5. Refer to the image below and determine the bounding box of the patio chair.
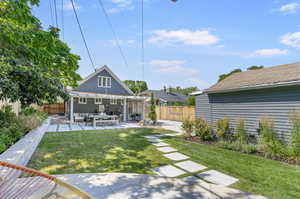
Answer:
[0,161,93,199]
[74,113,85,123]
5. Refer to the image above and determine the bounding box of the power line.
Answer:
[61,0,65,40]
[141,0,145,81]
[53,0,58,27]
[70,0,97,72]
[48,0,54,26]
[97,0,129,68]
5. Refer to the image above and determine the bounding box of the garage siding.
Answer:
[196,85,300,141]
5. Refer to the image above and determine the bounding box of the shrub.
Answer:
[148,93,157,124]
[258,118,288,159]
[236,119,248,144]
[194,118,213,141]
[182,120,194,136]
[217,140,257,154]
[21,107,48,120]
[289,110,300,161]
[216,118,231,140]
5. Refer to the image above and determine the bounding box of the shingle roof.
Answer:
[139,90,188,103]
[205,62,300,93]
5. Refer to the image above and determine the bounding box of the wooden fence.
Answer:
[43,103,65,114]
[156,106,195,121]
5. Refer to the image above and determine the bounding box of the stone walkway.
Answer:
[55,173,268,199]
[144,134,240,187]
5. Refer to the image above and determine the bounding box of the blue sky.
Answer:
[32,0,300,90]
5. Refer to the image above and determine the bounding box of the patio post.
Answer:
[142,99,146,120]
[70,97,74,122]
[123,98,127,122]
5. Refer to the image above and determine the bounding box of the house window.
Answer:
[98,76,111,88]
[78,97,87,104]
[110,98,117,105]
[95,98,102,104]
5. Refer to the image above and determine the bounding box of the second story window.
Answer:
[98,76,111,88]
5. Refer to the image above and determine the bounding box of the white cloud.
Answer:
[64,2,80,10]
[281,31,300,48]
[108,0,134,14]
[278,3,300,14]
[109,39,135,46]
[150,59,198,74]
[148,29,219,46]
[252,48,289,56]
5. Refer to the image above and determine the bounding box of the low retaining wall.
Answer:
[0,118,50,166]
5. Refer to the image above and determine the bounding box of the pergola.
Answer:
[69,91,148,122]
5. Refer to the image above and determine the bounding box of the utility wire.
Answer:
[70,0,97,72]
[61,0,65,40]
[97,0,129,68]
[49,0,54,26]
[53,0,58,27]
[141,0,145,81]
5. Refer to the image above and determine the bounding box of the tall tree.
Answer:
[0,0,81,107]
[123,80,148,94]
[218,69,242,82]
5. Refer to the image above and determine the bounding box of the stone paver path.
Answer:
[152,142,169,147]
[151,165,186,177]
[144,133,240,188]
[198,170,239,186]
[156,146,177,153]
[163,152,189,161]
[175,160,207,173]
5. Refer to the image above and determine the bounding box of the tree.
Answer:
[166,86,199,96]
[218,69,242,82]
[247,65,264,71]
[0,0,81,107]
[123,80,148,94]
[148,93,157,124]
[187,96,196,106]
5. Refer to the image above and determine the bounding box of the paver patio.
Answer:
[151,165,186,177]
[198,170,239,186]
[156,146,177,153]
[175,160,207,173]
[163,152,190,161]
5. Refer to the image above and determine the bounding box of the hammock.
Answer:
[0,161,93,199]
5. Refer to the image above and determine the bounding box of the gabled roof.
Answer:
[205,62,300,93]
[78,65,134,95]
[140,90,188,103]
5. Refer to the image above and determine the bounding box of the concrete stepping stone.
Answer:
[152,134,167,137]
[197,170,238,186]
[152,142,169,147]
[156,146,177,153]
[163,152,189,161]
[58,124,71,132]
[146,138,161,143]
[175,160,207,173]
[151,165,186,177]
[144,136,158,139]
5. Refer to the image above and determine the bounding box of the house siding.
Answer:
[74,70,132,96]
[196,85,300,141]
[73,98,123,114]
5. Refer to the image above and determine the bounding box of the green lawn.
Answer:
[28,128,174,174]
[28,128,300,199]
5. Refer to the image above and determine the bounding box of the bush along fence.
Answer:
[182,113,300,165]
